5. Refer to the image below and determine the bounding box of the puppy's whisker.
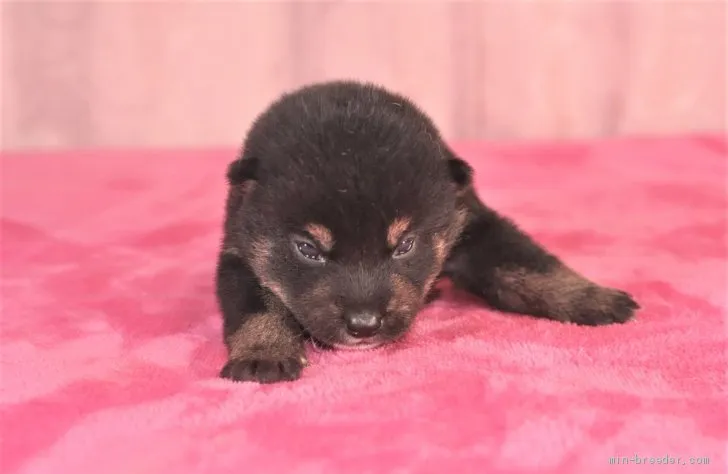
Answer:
[308,338,324,352]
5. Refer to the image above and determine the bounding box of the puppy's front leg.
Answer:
[444,193,639,325]
[216,251,306,383]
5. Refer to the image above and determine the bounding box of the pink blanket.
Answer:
[1,136,726,474]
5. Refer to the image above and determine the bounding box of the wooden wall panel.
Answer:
[1,1,725,151]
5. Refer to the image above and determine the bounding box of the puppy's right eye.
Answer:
[393,236,416,258]
[296,241,325,262]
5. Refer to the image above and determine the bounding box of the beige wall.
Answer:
[1,1,726,152]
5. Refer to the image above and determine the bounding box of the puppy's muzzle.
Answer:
[344,311,382,338]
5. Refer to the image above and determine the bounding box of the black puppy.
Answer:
[216,81,639,384]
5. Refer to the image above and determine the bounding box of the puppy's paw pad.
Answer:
[220,356,304,384]
[570,286,640,326]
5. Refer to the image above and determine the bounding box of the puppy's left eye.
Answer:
[296,241,325,262]
[393,236,415,258]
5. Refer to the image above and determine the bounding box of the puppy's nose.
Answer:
[344,311,382,338]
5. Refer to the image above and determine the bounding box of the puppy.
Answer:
[215,81,639,384]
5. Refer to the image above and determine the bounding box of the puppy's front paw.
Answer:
[568,285,639,326]
[220,355,306,384]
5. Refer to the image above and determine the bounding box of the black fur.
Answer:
[215,80,639,384]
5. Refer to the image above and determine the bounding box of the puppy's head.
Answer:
[229,83,473,349]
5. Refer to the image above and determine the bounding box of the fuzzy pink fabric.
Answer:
[1,136,726,474]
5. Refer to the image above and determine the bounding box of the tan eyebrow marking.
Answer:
[387,217,412,247]
[304,223,334,251]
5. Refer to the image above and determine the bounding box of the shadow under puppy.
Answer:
[216,81,639,384]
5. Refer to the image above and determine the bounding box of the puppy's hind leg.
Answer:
[444,192,639,325]
[216,251,306,383]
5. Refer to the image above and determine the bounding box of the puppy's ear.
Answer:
[447,154,473,190]
[226,156,259,185]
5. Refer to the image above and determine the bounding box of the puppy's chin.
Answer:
[332,341,384,351]
[331,331,407,351]
[310,332,387,351]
